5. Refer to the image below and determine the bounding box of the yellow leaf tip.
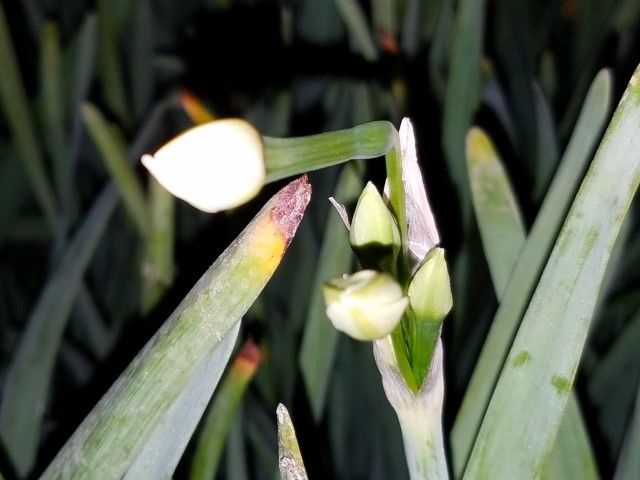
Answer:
[466,127,496,166]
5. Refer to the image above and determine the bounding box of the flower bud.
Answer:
[323,270,408,341]
[141,119,265,213]
[407,248,452,322]
[349,182,400,270]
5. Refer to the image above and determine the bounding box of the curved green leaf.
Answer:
[451,69,612,474]
[41,177,310,479]
[463,63,640,479]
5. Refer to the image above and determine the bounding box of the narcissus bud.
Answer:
[407,248,452,322]
[141,119,265,213]
[323,270,408,341]
[349,182,400,270]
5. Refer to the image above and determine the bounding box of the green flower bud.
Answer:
[323,270,408,341]
[349,182,401,270]
[407,248,452,322]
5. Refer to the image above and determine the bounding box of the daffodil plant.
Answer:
[141,115,451,479]
[323,118,452,479]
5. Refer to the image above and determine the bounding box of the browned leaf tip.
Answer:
[237,338,261,366]
[269,175,312,247]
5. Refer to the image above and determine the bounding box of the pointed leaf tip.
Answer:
[268,175,311,246]
[277,404,308,480]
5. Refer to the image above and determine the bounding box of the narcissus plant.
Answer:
[323,117,453,479]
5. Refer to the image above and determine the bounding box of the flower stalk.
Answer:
[374,337,448,480]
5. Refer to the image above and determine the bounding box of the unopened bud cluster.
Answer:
[323,182,452,342]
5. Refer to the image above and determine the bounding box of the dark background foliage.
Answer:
[1,0,640,478]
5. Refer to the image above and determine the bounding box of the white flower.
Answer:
[141,119,265,213]
[323,270,408,341]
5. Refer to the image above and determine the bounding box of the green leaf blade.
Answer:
[466,128,600,480]
[82,103,149,237]
[334,0,379,61]
[543,395,599,480]
[462,64,640,479]
[466,127,526,298]
[0,3,58,229]
[0,185,119,476]
[442,0,486,207]
[451,69,612,475]
[189,341,261,480]
[40,177,311,479]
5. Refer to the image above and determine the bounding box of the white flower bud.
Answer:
[323,270,408,341]
[407,248,452,322]
[349,182,401,256]
[141,119,265,213]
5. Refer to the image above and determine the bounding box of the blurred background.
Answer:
[1,0,640,478]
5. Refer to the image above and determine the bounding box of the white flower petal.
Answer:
[141,119,265,213]
[398,118,440,267]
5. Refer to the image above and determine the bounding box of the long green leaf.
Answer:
[466,128,598,480]
[543,395,599,480]
[64,14,98,179]
[463,63,640,479]
[334,0,379,61]
[82,103,149,236]
[41,177,310,479]
[141,177,174,313]
[124,323,241,479]
[451,69,612,474]
[532,83,559,201]
[40,22,69,217]
[96,0,129,125]
[614,383,640,480]
[0,2,58,229]
[442,0,485,208]
[225,413,250,480]
[466,127,526,297]
[0,185,119,477]
[441,0,487,369]
[64,14,98,127]
[299,165,361,420]
[372,0,395,38]
[494,0,537,173]
[428,2,453,102]
[189,340,261,480]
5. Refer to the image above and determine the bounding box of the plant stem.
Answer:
[263,121,396,182]
[374,337,449,479]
